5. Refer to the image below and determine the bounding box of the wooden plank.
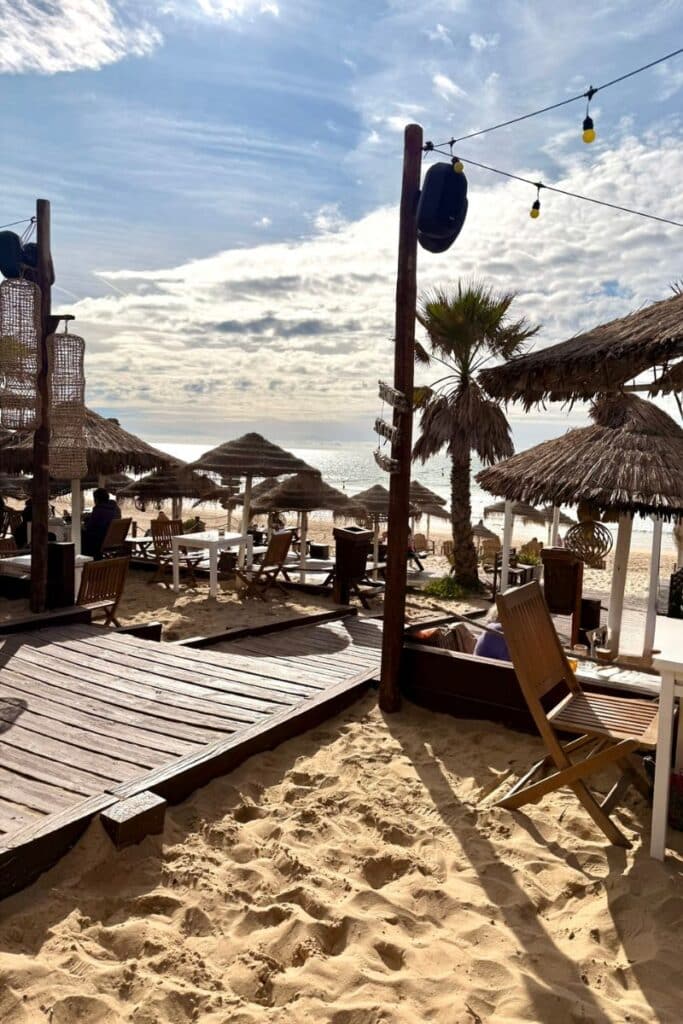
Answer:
[1,656,228,743]
[254,626,383,665]
[114,621,163,641]
[179,607,357,648]
[0,800,40,836]
[0,703,167,770]
[0,673,193,756]
[72,633,303,709]
[0,606,92,634]
[101,791,166,849]
[0,742,107,796]
[110,669,375,804]
[0,721,145,783]
[11,645,260,728]
[52,636,296,715]
[229,636,369,678]
[0,765,78,815]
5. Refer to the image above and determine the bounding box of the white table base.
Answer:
[171,533,253,599]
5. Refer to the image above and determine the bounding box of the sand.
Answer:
[0,691,681,1023]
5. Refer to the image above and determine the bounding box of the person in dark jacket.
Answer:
[13,498,31,549]
[82,488,121,558]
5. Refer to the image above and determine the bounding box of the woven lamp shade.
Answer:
[0,279,41,430]
[47,329,87,479]
[188,433,316,479]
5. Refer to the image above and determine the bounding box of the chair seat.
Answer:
[548,692,659,747]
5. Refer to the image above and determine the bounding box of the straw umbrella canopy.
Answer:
[479,291,683,407]
[187,433,317,562]
[483,499,546,525]
[118,461,217,519]
[477,395,683,656]
[409,480,447,508]
[472,519,497,540]
[253,472,366,579]
[540,505,575,526]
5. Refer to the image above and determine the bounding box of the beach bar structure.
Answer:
[477,395,683,657]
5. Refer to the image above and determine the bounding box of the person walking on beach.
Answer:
[407,528,424,572]
[83,487,121,558]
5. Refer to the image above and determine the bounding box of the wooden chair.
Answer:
[101,516,132,559]
[77,556,129,627]
[442,540,455,575]
[413,532,434,556]
[149,518,203,588]
[235,530,293,600]
[495,581,658,847]
[0,537,18,557]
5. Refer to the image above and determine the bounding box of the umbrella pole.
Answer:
[607,513,633,655]
[71,479,81,556]
[240,474,252,568]
[300,510,308,583]
[98,474,106,488]
[171,497,182,521]
[373,517,379,581]
[500,501,514,595]
[426,513,431,542]
[551,506,561,546]
[642,516,663,660]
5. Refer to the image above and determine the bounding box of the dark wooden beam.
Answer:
[379,123,423,712]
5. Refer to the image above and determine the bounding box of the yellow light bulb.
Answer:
[452,158,464,173]
[582,116,596,144]
[530,199,540,219]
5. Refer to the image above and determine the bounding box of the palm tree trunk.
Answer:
[450,449,479,586]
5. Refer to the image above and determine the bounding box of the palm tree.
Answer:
[413,281,539,588]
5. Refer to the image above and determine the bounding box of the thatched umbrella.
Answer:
[188,433,316,563]
[472,519,497,541]
[118,461,217,519]
[0,408,171,553]
[480,291,683,406]
[253,472,365,580]
[477,395,683,655]
[484,499,546,525]
[409,480,447,541]
[349,484,392,574]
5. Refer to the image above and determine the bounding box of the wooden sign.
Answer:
[378,380,410,413]
[374,418,399,444]
[374,450,399,474]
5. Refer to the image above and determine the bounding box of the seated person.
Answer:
[473,607,511,662]
[82,487,121,558]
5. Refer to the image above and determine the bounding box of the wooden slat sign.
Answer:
[374,418,399,444]
[374,450,399,474]
[378,380,410,413]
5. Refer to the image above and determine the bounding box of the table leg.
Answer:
[209,544,218,598]
[650,670,675,860]
[172,540,180,593]
[246,536,253,570]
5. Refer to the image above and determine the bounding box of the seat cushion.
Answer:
[549,691,659,747]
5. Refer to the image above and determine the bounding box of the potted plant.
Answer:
[517,550,542,581]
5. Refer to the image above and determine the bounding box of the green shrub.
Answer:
[517,552,541,566]
[423,576,469,600]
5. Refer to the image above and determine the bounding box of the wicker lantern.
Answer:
[47,327,87,479]
[0,278,41,430]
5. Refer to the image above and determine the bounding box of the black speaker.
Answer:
[417,162,468,253]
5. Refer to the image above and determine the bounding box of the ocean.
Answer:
[153,439,675,555]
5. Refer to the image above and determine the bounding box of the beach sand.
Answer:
[0,690,681,1023]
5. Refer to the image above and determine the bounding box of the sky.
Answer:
[1,0,682,447]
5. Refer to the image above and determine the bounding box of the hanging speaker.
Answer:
[417,163,468,253]
[0,232,23,280]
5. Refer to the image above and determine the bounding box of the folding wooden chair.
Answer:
[101,516,132,559]
[235,529,293,600]
[413,532,434,555]
[149,518,203,587]
[495,581,658,847]
[77,556,129,626]
[0,537,18,557]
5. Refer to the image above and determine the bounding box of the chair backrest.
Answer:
[102,516,132,550]
[442,540,454,564]
[151,517,184,554]
[413,532,428,552]
[77,556,129,606]
[262,529,293,569]
[480,537,501,562]
[496,581,579,731]
[0,536,18,557]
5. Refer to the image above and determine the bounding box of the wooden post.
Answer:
[372,516,380,581]
[500,501,514,594]
[551,506,561,546]
[379,123,423,713]
[71,480,82,555]
[607,513,633,655]
[239,473,252,567]
[300,509,308,582]
[642,517,663,660]
[30,199,57,613]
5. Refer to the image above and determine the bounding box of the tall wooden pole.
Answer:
[30,199,57,612]
[379,123,423,713]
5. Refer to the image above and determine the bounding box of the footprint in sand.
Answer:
[179,905,216,937]
[361,854,414,890]
[374,940,405,971]
[50,994,119,1023]
[232,802,267,823]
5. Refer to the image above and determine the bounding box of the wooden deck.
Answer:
[0,615,382,898]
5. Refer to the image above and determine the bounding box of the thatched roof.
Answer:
[479,292,683,406]
[539,504,575,526]
[472,519,498,540]
[188,433,316,480]
[0,408,171,476]
[484,500,547,524]
[252,472,365,515]
[410,479,447,508]
[118,461,216,502]
[415,501,451,521]
[477,395,683,519]
[350,484,391,517]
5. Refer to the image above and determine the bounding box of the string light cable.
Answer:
[0,216,34,231]
[429,45,683,149]
[426,147,683,228]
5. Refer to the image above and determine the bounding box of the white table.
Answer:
[650,639,683,860]
[172,531,253,598]
[0,553,93,593]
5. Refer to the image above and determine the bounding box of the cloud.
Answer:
[255,216,272,228]
[432,72,467,100]
[70,133,683,438]
[425,24,452,45]
[0,0,161,74]
[469,32,499,50]
[164,0,279,20]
